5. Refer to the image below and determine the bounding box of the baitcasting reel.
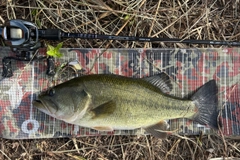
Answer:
[2,19,40,52]
[0,19,57,77]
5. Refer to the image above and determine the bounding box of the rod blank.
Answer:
[38,29,240,46]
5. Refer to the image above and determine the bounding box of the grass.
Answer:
[1,0,240,159]
[1,135,240,159]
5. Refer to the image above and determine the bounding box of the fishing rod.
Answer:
[3,19,240,46]
[1,19,240,77]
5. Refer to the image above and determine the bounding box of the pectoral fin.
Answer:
[91,100,116,119]
[144,120,171,139]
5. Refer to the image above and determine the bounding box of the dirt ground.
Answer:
[0,0,240,159]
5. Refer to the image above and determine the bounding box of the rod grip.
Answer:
[38,29,61,40]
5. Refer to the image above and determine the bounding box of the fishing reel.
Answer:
[2,19,40,52]
[0,19,53,77]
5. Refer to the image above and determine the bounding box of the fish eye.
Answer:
[48,89,55,96]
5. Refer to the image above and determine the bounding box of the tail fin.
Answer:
[191,80,219,129]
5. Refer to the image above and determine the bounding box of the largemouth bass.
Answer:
[33,73,219,138]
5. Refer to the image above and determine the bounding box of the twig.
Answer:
[0,149,11,160]
[144,0,162,48]
[72,137,80,154]
[164,138,181,160]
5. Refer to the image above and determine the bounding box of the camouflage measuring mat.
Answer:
[0,47,239,139]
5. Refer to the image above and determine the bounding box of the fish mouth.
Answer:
[33,100,45,110]
[33,98,58,116]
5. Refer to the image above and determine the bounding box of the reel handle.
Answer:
[46,56,56,76]
[2,57,13,77]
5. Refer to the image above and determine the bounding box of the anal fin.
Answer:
[144,120,171,139]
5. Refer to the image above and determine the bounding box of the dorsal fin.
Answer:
[143,73,173,93]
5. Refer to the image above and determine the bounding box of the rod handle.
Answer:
[39,29,61,40]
